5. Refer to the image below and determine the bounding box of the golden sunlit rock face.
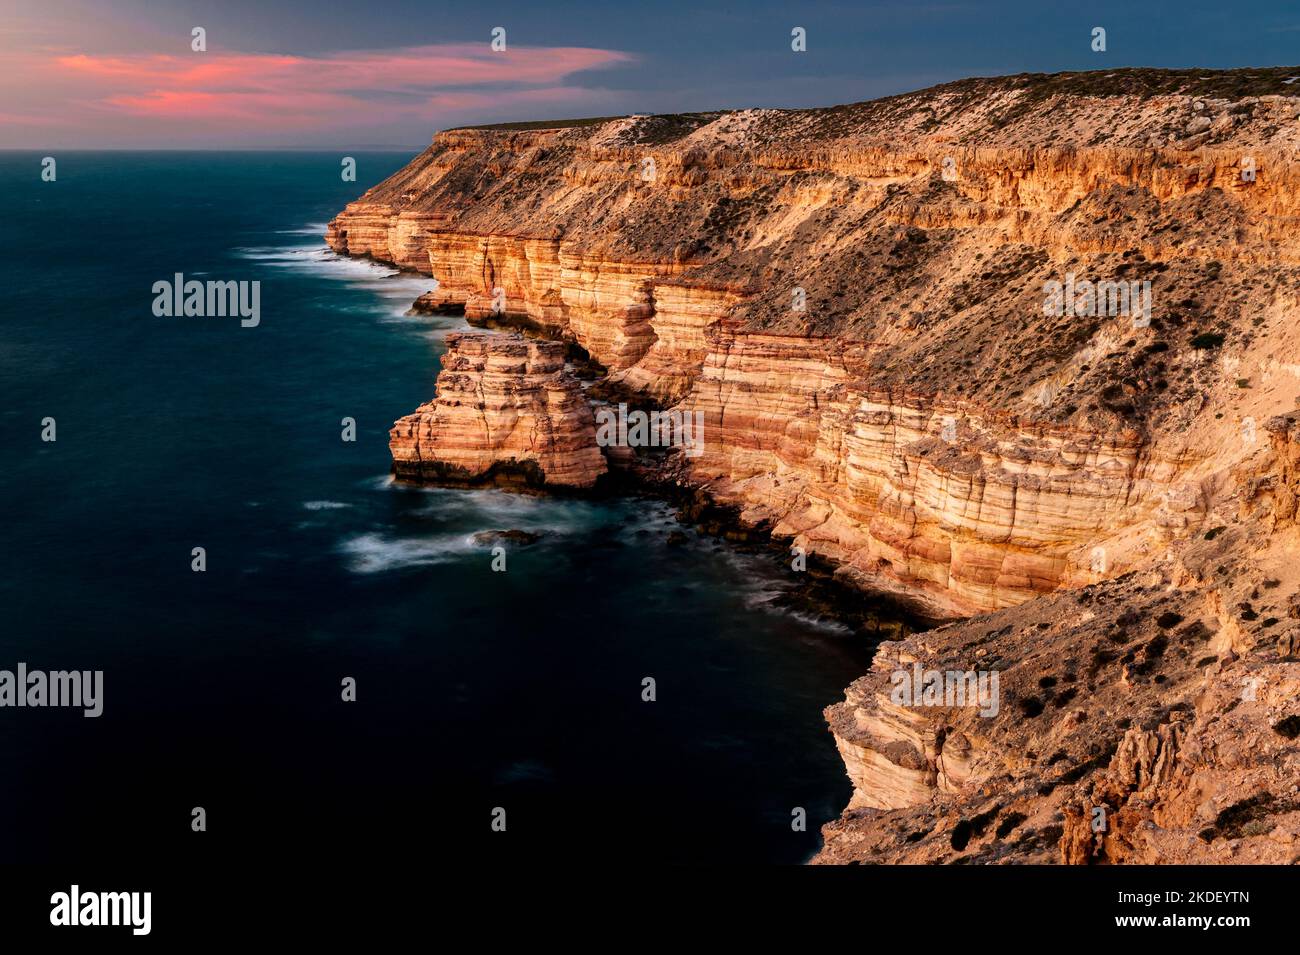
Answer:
[330,68,1300,863]
[389,332,606,489]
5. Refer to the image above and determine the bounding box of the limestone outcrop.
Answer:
[389,332,606,488]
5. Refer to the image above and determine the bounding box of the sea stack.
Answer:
[389,332,607,489]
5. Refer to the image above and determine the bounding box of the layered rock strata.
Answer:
[389,332,606,489]
[331,67,1300,617]
[329,66,1300,863]
[816,419,1300,863]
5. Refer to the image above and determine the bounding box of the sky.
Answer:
[3,0,1300,149]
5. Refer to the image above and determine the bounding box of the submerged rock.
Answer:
[472,529,542,546]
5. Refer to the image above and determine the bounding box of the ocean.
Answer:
[0,151,877,864]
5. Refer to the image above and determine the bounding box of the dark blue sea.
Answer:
[0,152,875,864]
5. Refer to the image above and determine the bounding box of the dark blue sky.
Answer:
[6,0,1300,147]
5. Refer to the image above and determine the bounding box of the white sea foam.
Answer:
[236,222,474,337]
[274,223,331,235]
[339,482,611,574]
[235,243,403,281]
[742,588,785,609]
[375,482,584,525]
[738,578,853,634]
[236,239,456,325]
[303,500,352,511]
[783,609,854,635]
[339,531,478,573]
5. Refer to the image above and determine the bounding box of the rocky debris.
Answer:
[409,288,464,315]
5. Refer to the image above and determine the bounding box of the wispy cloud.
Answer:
[4,42,634,146]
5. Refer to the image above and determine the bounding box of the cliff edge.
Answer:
[328,66,1300,863]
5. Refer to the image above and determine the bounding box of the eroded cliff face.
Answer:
[328,66,1300,863]
[816,420,1300,864]
[389,332,606,489]
[330,68,1300,617]
[684,326,1218,617]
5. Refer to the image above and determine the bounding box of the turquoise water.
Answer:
[0,152,873,864]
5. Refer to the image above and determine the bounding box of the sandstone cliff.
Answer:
[390,332,606,488]
[328,66,1300,863]
[331,66,1300,617]
[817,419,1300,864]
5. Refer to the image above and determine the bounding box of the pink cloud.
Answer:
[104,90,358,125]
[54,45,630,93]
[5,42,634,144]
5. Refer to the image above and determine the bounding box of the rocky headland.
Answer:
[328,66,1300,863]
